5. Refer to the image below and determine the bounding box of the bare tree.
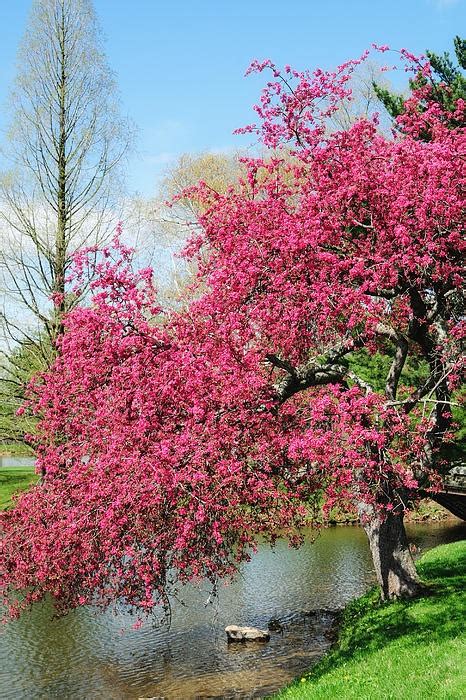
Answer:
[328,60,395,134]
[0,0,132,448]
[136,150,296,306]
[0,0,132,349]
[124,152,245,308]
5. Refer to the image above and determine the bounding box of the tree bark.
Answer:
[359,502,425,600]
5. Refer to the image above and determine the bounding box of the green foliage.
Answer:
[275,541,466,699]
[0,338,51,452]
[373,86,405,120]
[347,349,391,393]
[347,348,429,394]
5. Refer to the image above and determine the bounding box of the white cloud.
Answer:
[432,0,461,9]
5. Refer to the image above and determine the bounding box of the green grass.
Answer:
[0,467,38,509]
[274,540,466,700]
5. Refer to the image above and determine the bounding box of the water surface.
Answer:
[1,520,464,699]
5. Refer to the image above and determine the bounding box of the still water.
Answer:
[1,521,464,699]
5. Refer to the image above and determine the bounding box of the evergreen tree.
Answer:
[375,36,465,128]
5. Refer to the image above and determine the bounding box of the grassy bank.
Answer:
[275,540,466,699]
[0,467,38,510]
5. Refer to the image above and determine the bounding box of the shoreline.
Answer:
[323,497,456,526]
[273,539,466,699]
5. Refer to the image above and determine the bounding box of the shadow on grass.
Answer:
[418,551,466,582]
[304,541,466,683]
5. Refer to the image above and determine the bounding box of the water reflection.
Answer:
[1,521,464,699]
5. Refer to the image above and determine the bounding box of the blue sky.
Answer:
[0,0,464,195]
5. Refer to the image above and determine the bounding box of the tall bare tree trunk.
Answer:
[54,1,68,342]
[0,0,132,448]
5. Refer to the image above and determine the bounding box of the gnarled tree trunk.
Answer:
[359,502,425,600]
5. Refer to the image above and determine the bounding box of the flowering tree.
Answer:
[1,48,464,618]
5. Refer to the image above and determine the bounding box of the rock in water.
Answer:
[225,625,270,642]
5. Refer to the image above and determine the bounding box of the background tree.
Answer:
[159,151,243,225]
[329,60,393,133]
[0,0,131,347]
[0,338,49,453]
[0,0,131,447]
[134,152,244,305]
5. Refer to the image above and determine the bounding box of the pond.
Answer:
[1,520,464,699]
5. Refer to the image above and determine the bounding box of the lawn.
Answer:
[274,540,466,700]
[0,467,38,510]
